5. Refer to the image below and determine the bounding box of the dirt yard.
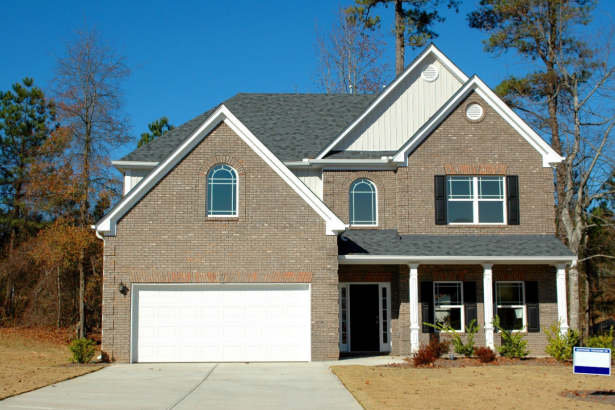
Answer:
[0,327,104,400]
[332,364,615,410]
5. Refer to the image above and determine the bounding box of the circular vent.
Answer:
[421,64,439,82]
[466,103,484,120]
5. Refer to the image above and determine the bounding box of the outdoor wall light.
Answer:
[118,282,129,295]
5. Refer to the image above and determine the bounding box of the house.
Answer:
[95,44,577,363]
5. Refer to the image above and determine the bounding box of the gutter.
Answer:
[284,156,401,170]
[338,254,578,265]
[112,161,159,173]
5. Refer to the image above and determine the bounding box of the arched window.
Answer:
[207,164,237,216]
[349,179,377,226]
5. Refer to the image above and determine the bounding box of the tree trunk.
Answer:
[394,0,405,75]
[568,262,580,331]
[57,266,61,329]
[78,250,85,338]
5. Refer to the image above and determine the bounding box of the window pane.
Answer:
[497,283,523,305]
[497,307,524,331]
[207,165,237,216]
[448,177,473,199]
[434,283,462,305]
[435,307,462,331]
[478,201,504,223]
[448,201,473,223]
[479,177,504,199]
[350,179,376,225]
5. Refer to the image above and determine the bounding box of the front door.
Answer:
[349,284,380,351]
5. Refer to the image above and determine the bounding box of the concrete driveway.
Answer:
[0,362,364,410]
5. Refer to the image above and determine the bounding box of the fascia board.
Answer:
[338,255,577,265]
[96,105,345,236]
[314,44,469,160]
[393,77,564,167]
[111,161,159,173]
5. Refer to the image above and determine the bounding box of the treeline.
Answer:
[0,25,130,338]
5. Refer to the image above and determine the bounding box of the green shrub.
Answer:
[587,326,615,362]
[474,346,496,363]
[492,316,530,359]
[543,321,580,362]
[424,319,479,357]
[69,338,97,364]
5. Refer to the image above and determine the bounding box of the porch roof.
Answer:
[338,230,576,264]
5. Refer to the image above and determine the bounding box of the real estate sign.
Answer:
[573,347,612,376]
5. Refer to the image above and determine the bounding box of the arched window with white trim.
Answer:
[349,179,377,226]
[207,164,238,217]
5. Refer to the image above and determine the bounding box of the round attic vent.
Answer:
[421,64,439,82]
[466,103,484,120]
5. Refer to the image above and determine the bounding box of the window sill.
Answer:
[205,217,239,222]
[348,225,379,230]
[446,224,508,228]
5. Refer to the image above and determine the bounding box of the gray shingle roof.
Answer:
[339,230,576,257]
[323,150,397,159]
[120,93,377,163]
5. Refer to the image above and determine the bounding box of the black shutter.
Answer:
[526,281,540,333]
[421,281,434,333]
[492,282,498,332]
[464,282,477,329]
[506,175,520,225]
[435,176,447,225]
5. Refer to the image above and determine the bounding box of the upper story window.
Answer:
[495,282,525,331]
[434,282,464,331]
[207,164,237,217]
[447,176,505,224]
[349,179,377,226]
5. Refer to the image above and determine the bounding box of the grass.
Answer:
[0,327,104,400]
[332,364,615,410]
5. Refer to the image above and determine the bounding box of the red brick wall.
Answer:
[102,122,339,362]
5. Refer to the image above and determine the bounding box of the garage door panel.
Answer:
[133,284,310,362]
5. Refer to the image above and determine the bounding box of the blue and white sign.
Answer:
[573,347,612,376]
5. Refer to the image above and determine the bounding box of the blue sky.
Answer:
[1,1,614,162]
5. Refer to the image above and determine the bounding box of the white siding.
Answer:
[292,169,323,199]
[124,169,151,195]
[334,56,463,151]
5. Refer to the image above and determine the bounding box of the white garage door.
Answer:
[132,284,311,363]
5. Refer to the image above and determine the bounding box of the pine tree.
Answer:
[137,117,175,148]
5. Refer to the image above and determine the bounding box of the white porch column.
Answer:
[408,263,420,353]
[556,263,570,334]
[482,264,494,349]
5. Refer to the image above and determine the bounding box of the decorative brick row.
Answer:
[432,270,466,281]
[339,272,393,282]
[129,271,313,283]
[493,270,527,281]
[444,164,508,175]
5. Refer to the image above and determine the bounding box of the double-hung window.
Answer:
[495,282,525,331]
[447,176,506,224]
[207,164,238,217]
[433,282,464,331]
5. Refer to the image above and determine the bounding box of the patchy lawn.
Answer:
[0,327,104,400]
[332,364,615,409]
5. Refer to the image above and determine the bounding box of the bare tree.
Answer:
[50,23,131,338]
[312,7,391,93]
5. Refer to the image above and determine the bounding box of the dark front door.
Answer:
[349,284,380,351]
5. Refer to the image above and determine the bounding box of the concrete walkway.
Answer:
[0,362,368,410]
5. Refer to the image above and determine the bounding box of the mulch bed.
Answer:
[385,356,575,369]
[561,389,615,406]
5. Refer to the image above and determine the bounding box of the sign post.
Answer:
[573,347,612,376]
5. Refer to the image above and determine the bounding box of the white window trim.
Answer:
[447,176,507,225]
[338,282,391,353]
[495,281,527,333]
[433,281,465,332]
[349,179,378,227]
[206,164,239,218]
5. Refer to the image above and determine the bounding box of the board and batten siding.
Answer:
[123,169,151,195]
[292,169,323,199]
[333,56,463,151]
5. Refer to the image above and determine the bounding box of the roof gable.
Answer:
[315,44,469,159]
[392,76,563,167]
[96,105,346,237]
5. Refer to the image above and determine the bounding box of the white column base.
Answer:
[410,325,420,353]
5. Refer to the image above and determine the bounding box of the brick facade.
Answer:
[102,122,339,362]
